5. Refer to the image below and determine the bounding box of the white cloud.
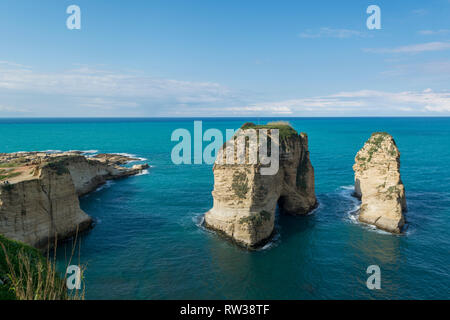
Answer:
[0,104,29,113]
[1,62,449,117]
[241,89,450,114]
[77,97,140,109]
[411,9,428,16]
[330,89,450,112]
[418,29,450,35]
[381,60,450,77]
[298,27,367,39]
[225,106,292,115]
[0,61,31,69]
[364,42,450,54]
[0,64,232,107]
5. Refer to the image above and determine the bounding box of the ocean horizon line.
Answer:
[1,116,450,120]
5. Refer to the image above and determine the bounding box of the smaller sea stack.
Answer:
[353,132,407,233]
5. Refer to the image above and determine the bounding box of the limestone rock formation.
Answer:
[353,132,407,233]
[62,154,148,196]
[204,123,317,248]
[92,153,140,165]
[0,151,149,249]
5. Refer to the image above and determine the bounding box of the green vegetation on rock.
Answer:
[386,185,400,200]
[359,132,393,163]
[368,132,388,151]
[43,159,70,175]
[0,157,27,168]
[0,171,22,181]
[0,163,19,168]
[239,210,271,226]
[232,171,249,199]
[241,121,298,140]
[296,153,309,189]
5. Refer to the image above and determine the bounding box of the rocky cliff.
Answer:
[61,154,148,196]
[204,122,317,248]
[353,132,407,233]
[0,152,149,249]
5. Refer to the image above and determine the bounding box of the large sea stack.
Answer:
[204,122,317,248]
[353,132,407,233]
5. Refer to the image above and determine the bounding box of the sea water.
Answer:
[0,117,449,299]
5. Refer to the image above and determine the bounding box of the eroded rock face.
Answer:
[353,132,407,233]
[204,123,317,248]
[0,151,149,249]
[0,166,92,249]
[63,155,147,196]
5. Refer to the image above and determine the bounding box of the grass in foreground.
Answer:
[0,234,85,300]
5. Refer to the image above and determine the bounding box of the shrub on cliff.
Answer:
[240,122,298,140]
[1,183,14,192]
[42,159,70,175]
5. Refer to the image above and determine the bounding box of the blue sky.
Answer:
[0,0,449,117]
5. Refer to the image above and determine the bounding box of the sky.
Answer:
[0,0,449,117]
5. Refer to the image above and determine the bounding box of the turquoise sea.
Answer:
[0,117,449,299]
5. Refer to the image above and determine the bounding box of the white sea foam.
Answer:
[403,223,413,236]
[42,149,63,153]
[18,149,97,155]
[359,221,393,235]
[193,214,214,234]
[338,185,396,235]
[339,185,361,221]
[94,180,115,192]
[338,185,360,217]
[257,232,281,251]
[193,213,281,250]
[306,202,321,216]
[194,215,205,229]
[115,153,148,162]
[135,169,150,176]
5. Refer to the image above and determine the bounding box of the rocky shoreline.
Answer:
[0,151,149,249]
